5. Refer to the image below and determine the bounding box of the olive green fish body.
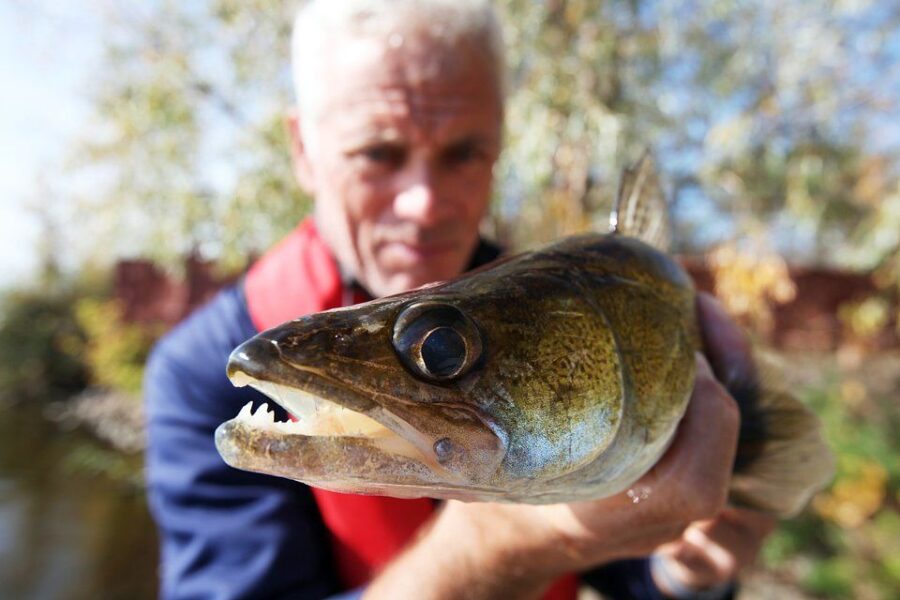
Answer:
[217,233,699,503]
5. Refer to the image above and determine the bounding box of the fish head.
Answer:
[216,270,625,501]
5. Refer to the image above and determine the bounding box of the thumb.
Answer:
[696,292,756,392]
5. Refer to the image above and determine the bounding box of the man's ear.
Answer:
[286,109,316,194]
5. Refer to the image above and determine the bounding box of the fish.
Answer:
[215,154,834,515]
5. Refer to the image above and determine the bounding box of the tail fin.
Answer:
[726,350,835,517]
[610,152,672,252]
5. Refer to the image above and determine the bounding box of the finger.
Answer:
[651,353,741,521]
[654,527,733,590]
[687,521,756,575]
[696,292,756,389]
[717,507,778,541]
[680,524,739,582]
[688,509,777,571]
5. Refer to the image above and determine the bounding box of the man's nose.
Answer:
[393,161,441,223]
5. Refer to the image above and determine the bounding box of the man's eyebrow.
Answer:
[340,128,405,151]
[444,133,499,150]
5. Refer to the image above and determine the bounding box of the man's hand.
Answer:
[651,507,776,596]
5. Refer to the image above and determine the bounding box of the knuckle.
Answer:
[719,381,740,415]
[696,372,741,430]
[712,554,738,581]
[684,486,727,521]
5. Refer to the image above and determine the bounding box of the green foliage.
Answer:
[74,299,164,396]
[60,441,146,490]
[69,0,307,272]
[804,556,856,598]
[0,272,164,406]
[761,356,900,600]
[496,0,900,262]
[0,284,93,405]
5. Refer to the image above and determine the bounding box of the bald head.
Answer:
[291,0,505,126]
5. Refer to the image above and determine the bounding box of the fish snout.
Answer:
[227,334,282,383]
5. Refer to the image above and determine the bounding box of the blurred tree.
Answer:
[74,298,163,396]
[68,0,304,273]
[0,282,95,405]
[60,0,898,283]
[498,0,900,261]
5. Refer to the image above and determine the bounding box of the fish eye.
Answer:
[420,327,466,377]
[392,302,483,383]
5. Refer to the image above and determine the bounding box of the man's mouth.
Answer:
[383,240,456,260]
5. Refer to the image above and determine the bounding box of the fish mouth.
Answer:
[214,334,506,499]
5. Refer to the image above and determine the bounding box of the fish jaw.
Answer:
[215,404,465,498]
[215,322,508,499]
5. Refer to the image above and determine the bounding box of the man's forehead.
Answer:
[334,85,490,121]
[322,88,498,148]
[313,35,501,142]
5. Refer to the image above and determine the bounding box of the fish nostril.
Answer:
[433,437,457,464]
[227,336,281,381]
[332,332,352,353]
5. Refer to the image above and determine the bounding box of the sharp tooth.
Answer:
[253,402,268,419]
[237,401,253,420]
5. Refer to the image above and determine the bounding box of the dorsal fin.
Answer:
[609,152,672,252]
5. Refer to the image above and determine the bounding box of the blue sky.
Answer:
[0,3,100,288]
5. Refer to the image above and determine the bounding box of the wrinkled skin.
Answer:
[216,233,698,503]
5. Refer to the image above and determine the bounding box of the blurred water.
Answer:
[0,404,157,599]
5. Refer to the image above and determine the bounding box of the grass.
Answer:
[744,350,900,600]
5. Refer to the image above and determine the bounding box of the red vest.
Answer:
[245,219,578,599]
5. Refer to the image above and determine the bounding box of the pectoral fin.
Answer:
[728,351,836,517]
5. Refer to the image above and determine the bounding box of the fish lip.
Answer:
[215,418,513,501]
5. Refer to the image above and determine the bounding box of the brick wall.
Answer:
[114,257,239,326]
[684,260,896,350]
[115,257,897,350]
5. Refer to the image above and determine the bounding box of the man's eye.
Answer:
[443,142,481,167]
[362,145,405,166]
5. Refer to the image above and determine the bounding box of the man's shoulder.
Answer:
[145,284,259,423]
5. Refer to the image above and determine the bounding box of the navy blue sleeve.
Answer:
[582,559,666,599]
[582,558,736,600]
[145,285,340,600]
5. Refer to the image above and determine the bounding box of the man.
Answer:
[145,1,775,598]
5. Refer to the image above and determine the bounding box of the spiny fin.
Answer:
[727,350,835,518]
[610,151,672,252]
